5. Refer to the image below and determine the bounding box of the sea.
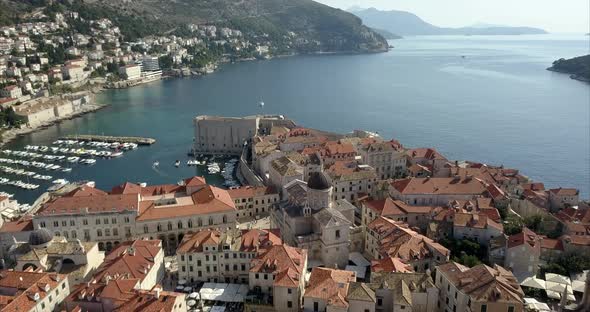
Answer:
[2,34,589,204]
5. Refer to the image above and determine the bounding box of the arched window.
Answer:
[144,225,149,234]
[167,222,173,231]
[178,221,183,229]
[197,218,202,227]
[188,220,193,228]
[63,231,69,239]
[71,230,77,238]
[55,231,61,237]
[157,224,162,231]
[222,215,227,223]
[208,217,213,226]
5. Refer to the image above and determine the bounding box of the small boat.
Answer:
[110,151,123,158]
[153,161,159,167]
[175,160,180,167]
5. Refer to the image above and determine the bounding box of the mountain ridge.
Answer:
[349,7,548,36]
[1,0,389,53]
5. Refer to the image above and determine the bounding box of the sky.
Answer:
[315,0,590,33]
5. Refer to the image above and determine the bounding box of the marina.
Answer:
[59,135,156,145]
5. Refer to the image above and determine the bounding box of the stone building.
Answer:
[435,262,524,312]
[271,172,356,269]
[32,177,237,254]
[8,228,104,285]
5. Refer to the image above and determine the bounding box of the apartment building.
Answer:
[228,186,279,219]
[176,228,282,284]
[0,270,70,312]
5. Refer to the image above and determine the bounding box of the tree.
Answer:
[504,214,523,235]
[524,215,543,232]
[159,55,173,69]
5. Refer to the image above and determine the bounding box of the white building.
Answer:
[119,64,141,80]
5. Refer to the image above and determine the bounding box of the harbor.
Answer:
[59,135,156,145]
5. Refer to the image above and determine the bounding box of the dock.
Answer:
[60,135,156,145]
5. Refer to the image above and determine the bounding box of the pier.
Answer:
[60,135,156,145]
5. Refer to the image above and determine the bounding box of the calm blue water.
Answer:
[3,34,589,203]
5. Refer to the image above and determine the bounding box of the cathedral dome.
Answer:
[28,228,53,246]
[308,172,331,190]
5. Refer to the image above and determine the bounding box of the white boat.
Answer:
[67,157,79,163]
[153,161,160,167]
[62,168,72,173]
[53,179,69,185]
[110,151,123,158]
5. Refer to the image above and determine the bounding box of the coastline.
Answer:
[547,67,590,83]
[0,97,108,148]
[0,47,389,148]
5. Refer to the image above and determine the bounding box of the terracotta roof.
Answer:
[549,188,579,196]
[507,228,540,249]
[540,238,563,251]
[304,268,355,307]
[371,257,414,273]
[66,186,108,197]
[93,240,162,283]
[176,229,221,254]
[0,271,66,312]
[347,282,376,302]
[136,185,236,221]
[365,198,434,216]
[453,213,503,232]
[227,186,276,199]
[38,193,140,216]
[326,160,377,182]
[250,244,306,288]
[391,177,487,195]
[564,235,590,246]
[367,216,450,260]
[406,148,446,161]
[436,262,524,304]
[238,229,282,252]
[114,289,183,312]
[0,217,33,233]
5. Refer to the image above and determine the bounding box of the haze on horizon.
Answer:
[316,0,589,33]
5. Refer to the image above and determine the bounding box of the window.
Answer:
[144,225,149,233]
[105,229,110,236]
[481,305,487,312]
[287,301,292,308]
[287,288,292,294]
[112,218,117,224]
[314,301,319,312]
[189,255,192,261]
[378,298,383,306]
[208,217,213,225]
[188,220,193,228]
[97,229,102,237]
[54,221,59,227]
[113,228,118,236]
[40,222,46,228]
[83,219,88,225]
[96,219,100,225]
[335,230,340,239]
[124,217,130,223]
[178,221,183,229]
[104,218,109,224]
[62,221,66,226]
[508,307,514,312]
[181,255,185,261]
[70,220,75,226]
[167,222,173,231]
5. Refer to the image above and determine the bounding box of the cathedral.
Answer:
[270,172,356,269]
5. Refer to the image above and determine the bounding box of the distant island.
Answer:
[547,55,590,83]
[349,7,548,36]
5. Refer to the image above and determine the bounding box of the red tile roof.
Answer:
[391,177,488,195]
[365,198,434,216]
[367,216,450,260]
[304,268,355,307]
[0,271,66,312]
[239,229,282,252]
[38,193,140,216]
[371,257,414,273]
[227,186,276,199]
[93,240,162,283]
[250,245,306,288]
[549,188,579,196]
[0,217,33,233]
[176,229,221,254]
[507,228,540,249]
[437,262,524,304]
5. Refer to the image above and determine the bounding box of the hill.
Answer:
[35,0,387,53]
[548,55,590,83]
[349,7,547,36]
[371,28,402,40]
[0,0,387,53]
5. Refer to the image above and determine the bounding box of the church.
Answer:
[270,172,357,269]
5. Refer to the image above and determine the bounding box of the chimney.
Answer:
[127,247,135,256]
